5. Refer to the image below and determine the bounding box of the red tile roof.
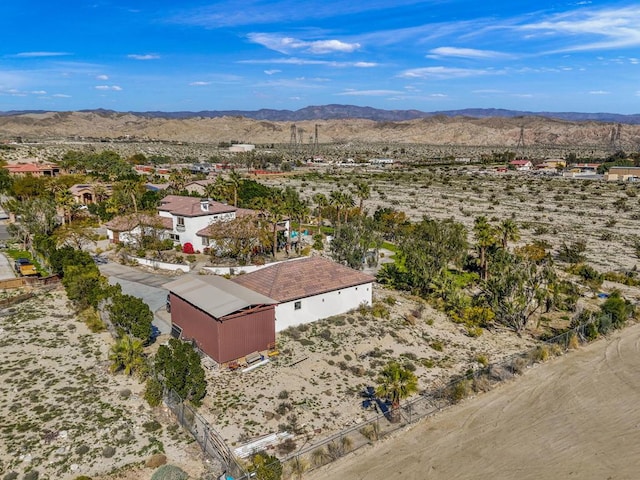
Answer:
[105,213,172,232]
[231,257,375,303]
[158,195,236,217]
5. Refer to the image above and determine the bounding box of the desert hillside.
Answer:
[1,111,639,151]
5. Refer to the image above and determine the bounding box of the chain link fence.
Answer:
[165,315,602,479]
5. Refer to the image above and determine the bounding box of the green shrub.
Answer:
[75,444,90,456]
[102,446,116,458]
[447,379,471,403]
[150,465,188,480]
[143,420,162,433]
[144,377,164,407]
[3,472,18,480]
[23,472,39,480]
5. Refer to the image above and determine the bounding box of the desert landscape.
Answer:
[1,110,640,480]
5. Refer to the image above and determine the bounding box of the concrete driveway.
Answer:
[98,262,175,335]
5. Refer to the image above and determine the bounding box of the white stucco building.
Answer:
[231,256,375,332]
[105,195,290,251]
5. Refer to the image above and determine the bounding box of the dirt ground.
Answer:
[305,321,640,480]
[0,287,211,480]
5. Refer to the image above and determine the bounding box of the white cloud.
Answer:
[13,51,70,58]
[248,33,360,55]
[239,57,377,68]
[96,74,109,80]
[52,94,71,98]
[189,81,211,86]
[429,93,447,97]
[264,69,281,75]
[589,90,610,95]
[399,66,499,80]
[95,85,122,91]
[127,54,160,60]
[337,89,404,96]
[353,62,378,68]
[519,6,640,52]
[427,47,511,59]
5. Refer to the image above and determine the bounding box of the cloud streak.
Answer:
[248,33,360,55]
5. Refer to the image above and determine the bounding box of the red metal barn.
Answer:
[164,275,277,364]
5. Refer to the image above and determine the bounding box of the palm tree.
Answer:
[497,218,520,250]
[375,361,418,422]
[353,181,371,213]
[109,335,146,376]
[118,179,143,214]
[227,169,243,207]
[312,193,329,234]
[473,216,497,281]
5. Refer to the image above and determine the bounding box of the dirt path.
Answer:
[307,323,640,480]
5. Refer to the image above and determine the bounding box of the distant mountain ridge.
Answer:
[1,105,639,124]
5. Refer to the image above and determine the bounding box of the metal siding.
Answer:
[170,293,275,364]
[218,306,275,363]
[170,293,221,361]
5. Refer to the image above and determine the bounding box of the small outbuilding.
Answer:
[164,275,277,364]
[232,257,375,332]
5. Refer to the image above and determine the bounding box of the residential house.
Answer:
[5,162,60,177]
[232,256,375,332]
[509,160,533,171]
[105,195,289,249]
[604,166,640,182]
[104,213,172,245]
[69,183,113,205]
[184,178,217,196]
[165,275,277,364]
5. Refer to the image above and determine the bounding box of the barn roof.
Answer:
[164,275,277,319]
[231,256,375,303]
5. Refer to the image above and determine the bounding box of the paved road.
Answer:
[0,252,15,280]
[98,262,175,334]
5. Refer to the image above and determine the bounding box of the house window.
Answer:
[294,301,302,310]
[202,237,209,246]
[169,233,180,241]
[177,217,185,226]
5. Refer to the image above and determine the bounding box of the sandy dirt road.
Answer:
[307,323,640,480]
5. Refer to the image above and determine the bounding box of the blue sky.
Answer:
[1,1,639,113]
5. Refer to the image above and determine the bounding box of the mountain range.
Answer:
[1,105,639,125]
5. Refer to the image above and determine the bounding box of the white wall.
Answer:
[275,283,373,332]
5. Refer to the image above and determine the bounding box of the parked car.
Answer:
[14,258,38,277]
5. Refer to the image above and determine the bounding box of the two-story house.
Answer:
[105,195,289,250]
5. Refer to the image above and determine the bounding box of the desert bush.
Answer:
[277,390,289,399]
[73,477,92,480]
[75,444,90,455]
[430,340,444,352]
[150,465,188,480]
[102,446,116,458]
[145,454,167,468]
[360,423,380,441]
[327,436,354,460]
[447,379,471,403]
[277,437,297,455]
[3,472,18,480]
[311,448,330,467]
[23,472,38,480]
[530,345,550,363]
[473,375,492,393]
[370,302,390,319]
[143,420,162,433]
[474,354,489,367]
[567,332,580,350]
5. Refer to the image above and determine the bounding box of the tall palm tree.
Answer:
[312,192,329,234]
[118,179,143,214]
[497,218,520,250]
[353,181,371,213]
[109,335,146,376]
[473,216,497,281]
[227,169,243,207]
[375,361,418,422]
